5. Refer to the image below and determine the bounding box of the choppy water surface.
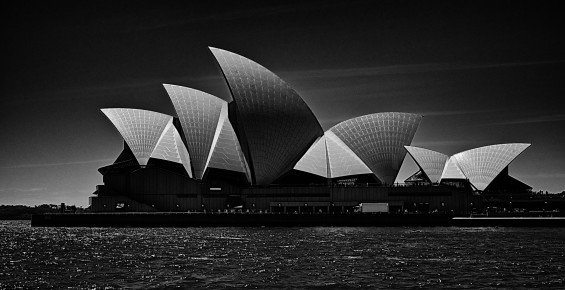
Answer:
[1,221,564,289]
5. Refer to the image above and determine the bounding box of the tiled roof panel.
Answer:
[294,136,329,178]
[405,146,449,183]
[210,47,323,185]
[151,120,193,177]
[163,84,225,179]
[101,108,171,166]
[330,112,422,184]
[325,131,372,178]
[452,143,530,190]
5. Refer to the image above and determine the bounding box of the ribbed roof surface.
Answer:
[404,146,449,183]
[101,108,172,166]
[151,120,193,177]
[207,111,252,182]
[325,131,372,178]
[163,84,225,179]
[294,136,329,178]
[209,47,323,185]
[440,156,467,180]
[330,112,422,184]
[452,143,530,190]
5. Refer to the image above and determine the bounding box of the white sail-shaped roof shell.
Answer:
[329,112,422,184]
[405,146,449,183]
[452,143,530,191]
[163,84,225,179]
[207,105,252,182]
[325,131,372,178]
[151,119,193,177]
[440,156,467,180]
[209,47,324,185]
[101,108,172,166]
[294,136,329,177]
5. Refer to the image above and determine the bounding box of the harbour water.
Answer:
[1,220,564,289]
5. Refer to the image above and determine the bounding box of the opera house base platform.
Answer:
[31,213,565,227]
[77,47,545,228]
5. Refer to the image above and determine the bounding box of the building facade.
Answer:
[90,47,529,214]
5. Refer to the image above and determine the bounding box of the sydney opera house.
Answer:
[90,47,531,214]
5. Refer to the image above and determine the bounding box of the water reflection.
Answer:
[1,221,564,289]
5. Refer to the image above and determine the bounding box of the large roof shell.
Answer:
[440,156,467,180]
[325,131,373,178]
[209,47,324,185]
[329,112,422,184]
[163,84,225,179]
[452,143,530,190]
[101,108,172,166]
[151,119,193,177]
[294,136,329,178]
[404,146,449,183]
[207,106,252,182]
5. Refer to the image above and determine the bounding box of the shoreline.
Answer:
[30,213,565,227]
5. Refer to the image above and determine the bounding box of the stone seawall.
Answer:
[31,213,565,227]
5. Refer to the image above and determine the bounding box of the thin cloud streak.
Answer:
[519,172,565,179]
[416,110,496,117]
[489,114,565,126]
[282,60,565,80]
[0,158,114,169]
[0,187,47,193]
[119,2,357,33]
[1,74,223,106]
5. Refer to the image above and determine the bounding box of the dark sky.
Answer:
[2,1,564,206]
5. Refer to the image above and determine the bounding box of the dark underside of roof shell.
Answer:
[483,167,532,193]
[331,173,381,185]
[271,169,328,186]
[98,143,189,177]
[404,170,431,184]
[203,167,250,187]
